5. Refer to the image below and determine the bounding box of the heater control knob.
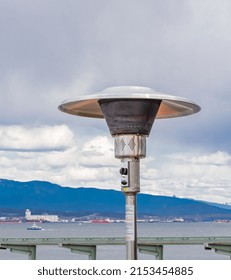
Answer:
[120,168,128,175]
[121,180,128,186]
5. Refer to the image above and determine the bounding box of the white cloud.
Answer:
[0,125,74,151]
[79,136,117,167]
[0,132,118,188]
[191,151,231,165]
[1,1,231,205]
[141,150,231,203]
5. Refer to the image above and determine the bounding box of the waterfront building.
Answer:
[25,209,59,222]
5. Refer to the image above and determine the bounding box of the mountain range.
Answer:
[0,178,231,221]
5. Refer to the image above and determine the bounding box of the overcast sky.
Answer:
[0,0,231,204]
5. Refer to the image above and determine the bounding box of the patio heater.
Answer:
[58,86,200,260]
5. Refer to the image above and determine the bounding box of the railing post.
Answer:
[61,244,97,260]
[138,245,163,260]
[1,245,36,260]
[205,243,231,259]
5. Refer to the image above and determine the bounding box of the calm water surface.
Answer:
[0,222,230,260]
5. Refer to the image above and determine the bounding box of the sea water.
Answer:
[0,222,231,260]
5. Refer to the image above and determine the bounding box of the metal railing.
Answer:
[0,236,231,260]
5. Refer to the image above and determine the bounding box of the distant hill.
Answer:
[200,201,231,211]
[0,178,231,221]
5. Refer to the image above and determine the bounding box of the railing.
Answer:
[0,236,231,260]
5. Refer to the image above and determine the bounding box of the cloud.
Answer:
[0,132,118,189]
[79,136,117,167]
[141,150,231,203]
[191,151,231,166]
[0,125,74,151]
[0,1,231,204]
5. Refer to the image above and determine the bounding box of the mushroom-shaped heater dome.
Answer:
[59,86,200,136]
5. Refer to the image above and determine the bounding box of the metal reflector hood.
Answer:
[58,86,201,120]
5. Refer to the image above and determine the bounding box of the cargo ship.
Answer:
[0,218,21,224]
[91,219,110,224]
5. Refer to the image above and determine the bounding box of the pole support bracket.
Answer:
[0,244,36,260]
[61,244,97,260]
[138,244,163,260]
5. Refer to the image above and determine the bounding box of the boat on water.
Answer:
[171,217,184,222]
[0,219,21,224]
[91,219,110,224]
[27,222,43,230]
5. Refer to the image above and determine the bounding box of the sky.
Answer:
[0,0,231,204]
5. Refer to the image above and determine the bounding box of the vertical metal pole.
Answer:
[125,193,137,260]
[115,135,143,260]
[124,160,140,260]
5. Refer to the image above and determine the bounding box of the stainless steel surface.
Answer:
[121,159,140,194]
[123,159,140,260]
[125,193,137,260]
[58,86,201,119]
[115,135,146,159]
[99,98,161,135]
